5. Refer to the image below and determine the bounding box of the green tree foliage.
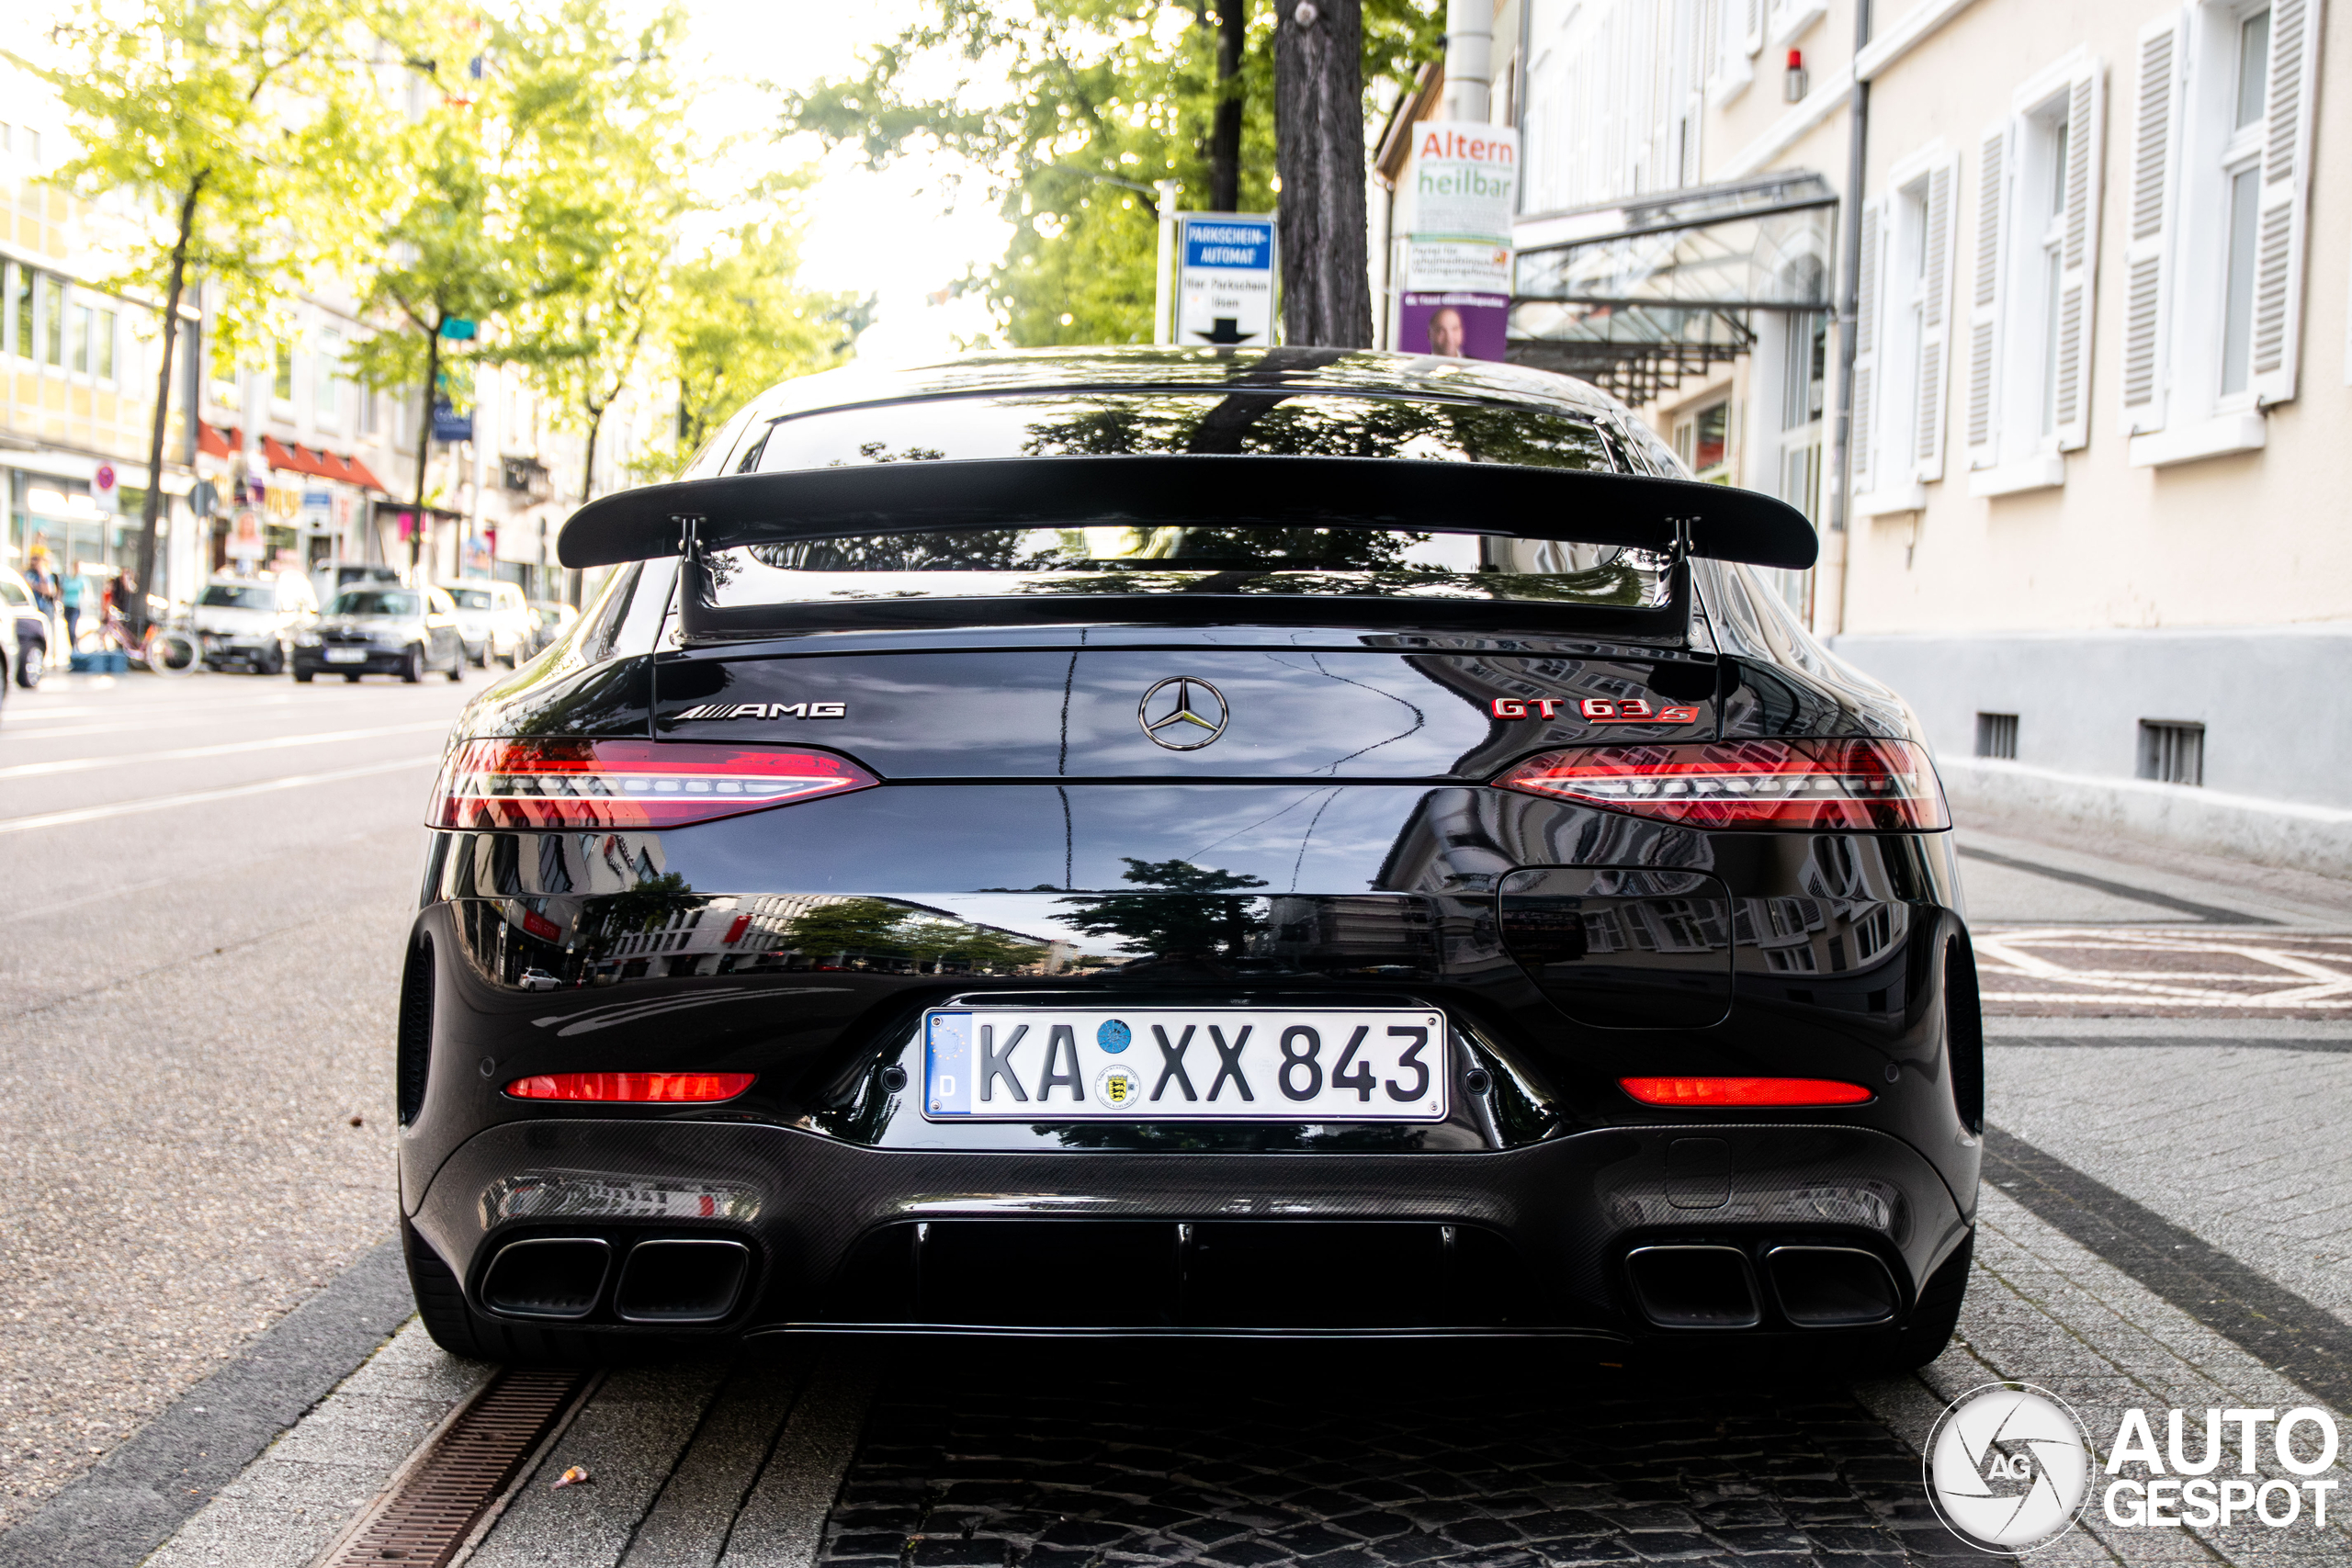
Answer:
[783,0,1441,348]
[17,0,384,622]
[629,213,869,482]
[784,899,1048,974]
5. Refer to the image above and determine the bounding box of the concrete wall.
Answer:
[1834,623,2352,874]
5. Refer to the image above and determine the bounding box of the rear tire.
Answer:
[14,643,40,689]
[345,672,362,683]
[446,656,464,682]
[294,668,314,683]
[401,647,423,683]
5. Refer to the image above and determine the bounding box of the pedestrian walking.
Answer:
[59,567,84,645]
[22,545,57,619]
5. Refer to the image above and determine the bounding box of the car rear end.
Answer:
[397,352,1980,1368]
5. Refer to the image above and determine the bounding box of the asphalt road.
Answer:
[0,667,472,1531]
[4,669,2351,1568]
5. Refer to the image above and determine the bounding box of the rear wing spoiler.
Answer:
[556,456,1818,571]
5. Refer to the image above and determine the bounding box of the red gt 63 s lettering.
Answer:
[1490,696,1700,724]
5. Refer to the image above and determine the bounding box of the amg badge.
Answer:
[674,702,847,720]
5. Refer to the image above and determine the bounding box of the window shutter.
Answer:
[2250,0,2322,404]
[1849,199,1883,495]
[1745,0,1763,56]
[2121,14,2186,434]
[1912,157,1958,482]
[1965,120,2010,469]
[2051,65,2104,450]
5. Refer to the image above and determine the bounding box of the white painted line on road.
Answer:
[0,719,450,780]
[0,753,441,835]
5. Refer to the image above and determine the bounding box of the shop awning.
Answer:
[1509,172,1837,403]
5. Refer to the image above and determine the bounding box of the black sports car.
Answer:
[399,348,1981,1368]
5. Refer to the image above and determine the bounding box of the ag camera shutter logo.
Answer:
[1926,1383,2093,1551]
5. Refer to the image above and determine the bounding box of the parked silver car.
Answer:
[194,573,318,675]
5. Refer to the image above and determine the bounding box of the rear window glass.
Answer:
[201,584,277,609]
[703,391,1662,612]
[707,531,1669,611]
[741,391,1614,473]
[331,590,419,616]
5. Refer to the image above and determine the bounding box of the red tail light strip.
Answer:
[1619,1076,1873,1107]
[505,1072,756,1103]
[1493,739,1950,830]
[432,739,877,829]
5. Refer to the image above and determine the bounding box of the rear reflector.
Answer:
[505,1072,756,1103]
[432,739,876,829]
[1620,1076,1873,1107]
[1493,739,1949,830]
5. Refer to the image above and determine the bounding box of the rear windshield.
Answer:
[708,530,1669,610]
[702,391,1665,613]
[331,590,419,616]
[446,589,495,610]
[201,584,277,610]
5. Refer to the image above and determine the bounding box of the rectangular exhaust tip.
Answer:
[1765,1245,1900,1326]
[615,1238,752,1323]
[481,1237,612,1320]
[1624,1244,1760,1329]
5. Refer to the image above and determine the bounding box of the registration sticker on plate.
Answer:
[922,1008,1446,1122]
[324,648,367,663]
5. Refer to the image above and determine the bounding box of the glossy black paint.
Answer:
[401,350,1981,1355]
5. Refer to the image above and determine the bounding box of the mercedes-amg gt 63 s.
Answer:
[399,347,1982,1369]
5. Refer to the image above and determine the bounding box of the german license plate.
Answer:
[922,1007,1446,1122]
[325,649,366,663]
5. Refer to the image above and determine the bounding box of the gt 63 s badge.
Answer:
[673,702,847,720]
[1490,697,1699,723]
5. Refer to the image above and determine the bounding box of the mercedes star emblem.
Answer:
[1138,676,1230,750]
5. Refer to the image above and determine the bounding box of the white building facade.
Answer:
[1471,0,2351,871]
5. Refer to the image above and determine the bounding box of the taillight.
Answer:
[1493,739,1949,829]
[1620,1077,1872,1107]
[432,739,876,829]
[504,1072,756,1102]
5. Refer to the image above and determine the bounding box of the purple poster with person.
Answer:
[1400,292,1509,361]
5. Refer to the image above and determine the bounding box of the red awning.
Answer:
[345,458,387,492]
[197,422,241,459]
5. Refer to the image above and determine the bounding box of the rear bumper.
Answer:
[405,1116,1970,1342]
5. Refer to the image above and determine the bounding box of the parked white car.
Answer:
[193,573,318,675]
[440,581,532,668]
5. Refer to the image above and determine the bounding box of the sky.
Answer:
[674,0,1013,364]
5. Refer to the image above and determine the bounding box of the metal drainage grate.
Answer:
[319,1367,587,1568]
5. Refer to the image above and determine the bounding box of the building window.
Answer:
[40,276,62,366]
[1974,713,2019,759]
[315,326,342,421]
[273,341,294,401]
[2137,719,2204,785]
[96,309,115,381]
[1673,399,1731,479]
[2121,2,2316,464]
[1851,147,1957,507]
[2,263,20,357]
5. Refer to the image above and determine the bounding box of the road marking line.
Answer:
[0,719,449,780]
[0,754,441,834]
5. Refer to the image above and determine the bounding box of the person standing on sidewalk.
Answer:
[59,567,85,646]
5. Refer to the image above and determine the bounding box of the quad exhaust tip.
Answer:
[1625,1242,1902,1330]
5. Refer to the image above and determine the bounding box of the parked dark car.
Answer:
[293,585,467,683]
[1,567,48,691]
[397,348,1980,1373]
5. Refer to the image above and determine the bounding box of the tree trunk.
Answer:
[133,177,204,637]
[582,403,604,503]
[1208,1,1246,212]
[410,321,441,576]
[1273,0,1372,347]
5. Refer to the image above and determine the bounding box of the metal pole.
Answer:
[1442,0,1494,123]
[1826,1,1872,637]
[1154,182,1181,346]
